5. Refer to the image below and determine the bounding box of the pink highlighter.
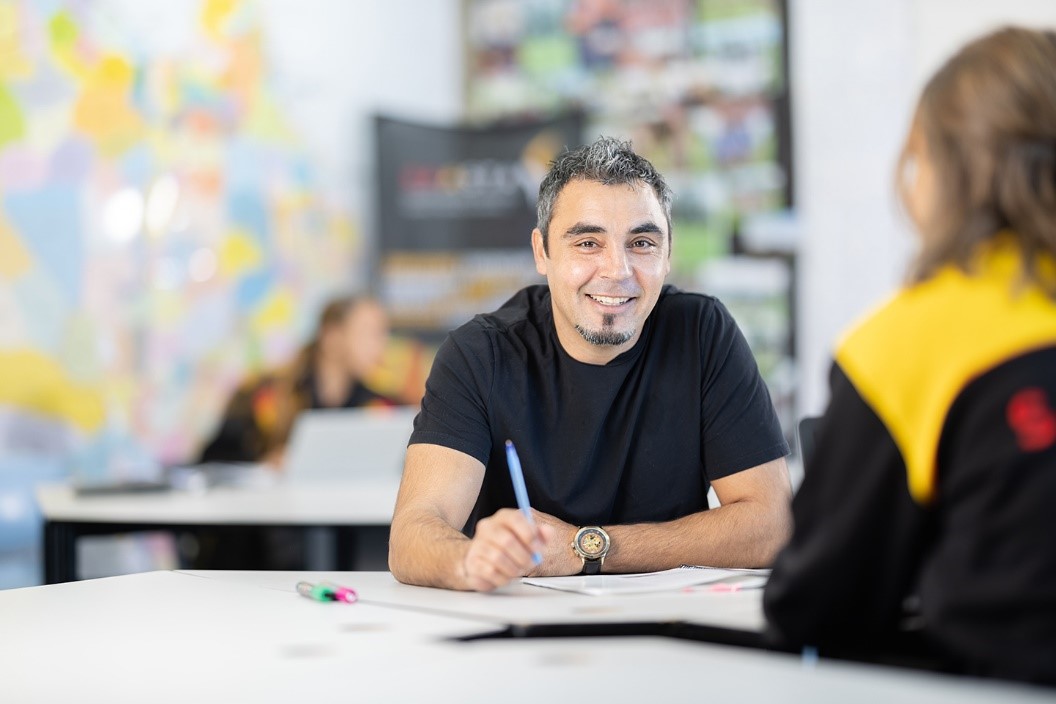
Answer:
[319,581,358,603]
[296,580,358,603]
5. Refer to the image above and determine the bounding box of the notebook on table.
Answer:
[522,566,771,596]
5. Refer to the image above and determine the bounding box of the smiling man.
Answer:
[389,137,791,591]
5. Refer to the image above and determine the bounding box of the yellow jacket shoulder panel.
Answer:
[835,242,1056,504]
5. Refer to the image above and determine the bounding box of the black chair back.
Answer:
[797,415,822,470]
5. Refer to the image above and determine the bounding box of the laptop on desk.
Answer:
[283,406,418,484]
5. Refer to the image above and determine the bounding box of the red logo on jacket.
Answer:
[1006,387,1056,452]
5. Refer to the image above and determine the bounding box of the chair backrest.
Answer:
[797,415,822,470]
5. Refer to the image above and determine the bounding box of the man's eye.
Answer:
[631,239,656,249]
[577,241,598,249]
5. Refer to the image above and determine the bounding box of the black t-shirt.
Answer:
[410,284,788,533]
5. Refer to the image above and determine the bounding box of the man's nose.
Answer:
[600,245,632,280]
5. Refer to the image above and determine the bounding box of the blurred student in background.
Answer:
[189,295,395,570]
[198,295,395,467]
[764,27,1056,685]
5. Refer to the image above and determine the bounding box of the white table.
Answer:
[3,570,1053,703]
[37,480,400,583]
[183,569,766,633]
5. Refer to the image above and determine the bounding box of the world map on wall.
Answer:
[0,0,359,476]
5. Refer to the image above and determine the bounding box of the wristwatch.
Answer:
[572,526,610,575]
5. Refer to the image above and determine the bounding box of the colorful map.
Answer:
[0,0,359,476]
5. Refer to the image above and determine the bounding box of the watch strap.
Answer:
[579,558,602,575]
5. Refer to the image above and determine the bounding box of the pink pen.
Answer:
[319,581,358,603]
[709,583,742,593]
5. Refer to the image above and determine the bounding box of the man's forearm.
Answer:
[388,508,471,590]
[604,499,791,572]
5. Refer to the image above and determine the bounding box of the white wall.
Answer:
[912,0,1056,82]
[790,0,1056,418]
[257,0,464,282]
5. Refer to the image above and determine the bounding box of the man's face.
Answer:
[532,179,671,365]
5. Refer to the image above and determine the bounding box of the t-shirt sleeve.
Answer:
[408,326,494,465]
[699,299,789,479]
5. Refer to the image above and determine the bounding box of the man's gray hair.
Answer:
[536,136,673,253]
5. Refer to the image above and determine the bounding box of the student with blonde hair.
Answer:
[765,27,1056,685]
[191,295,395,569]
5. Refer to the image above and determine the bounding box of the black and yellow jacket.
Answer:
[764,237,1056,685]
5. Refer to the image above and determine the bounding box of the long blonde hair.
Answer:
[898,27,1056,295]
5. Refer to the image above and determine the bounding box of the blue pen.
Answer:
[504,439,542,565]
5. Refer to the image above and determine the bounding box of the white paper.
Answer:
[521,566,770,596]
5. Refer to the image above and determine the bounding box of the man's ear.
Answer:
[531,228,548,276]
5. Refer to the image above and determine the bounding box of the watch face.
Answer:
[577,528,607,557]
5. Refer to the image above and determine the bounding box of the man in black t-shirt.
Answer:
[390,137,791,592]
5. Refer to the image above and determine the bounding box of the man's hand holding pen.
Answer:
[460,508,587,591]
[461,508,552,592]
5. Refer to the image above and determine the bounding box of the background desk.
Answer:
[37,481,399,583]
[3,570,1053,703]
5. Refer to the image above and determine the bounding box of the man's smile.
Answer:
[586,294,636,307]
